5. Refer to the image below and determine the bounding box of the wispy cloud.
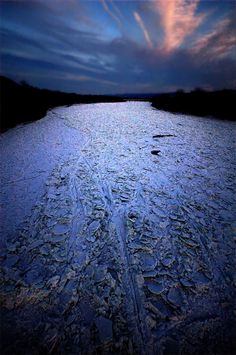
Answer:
[1,0,235,93]
[110,0,124,20]
[63,73,117,86]
[191,18,236,61]
[155,0,206,52]
[100,0,122,28]
[134,11,153,48]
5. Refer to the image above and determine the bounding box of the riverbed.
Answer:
[1,101,235,354]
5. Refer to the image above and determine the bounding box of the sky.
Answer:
[0,0,236,94]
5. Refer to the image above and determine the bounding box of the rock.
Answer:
[143,270,157,278]
[6,243,19,252]
[120,195,129,202]
[25,268,43,285]
[161,337,179,355]
[3,254,19,267]
[146,281,164,295]
[52,224,69,235]
[53,252,65,262]
[51,235,67,243]
[145,301,166,319]
[39,245,49,255]
[153,134,175,138]
[127,212,139,222]
[66,268,76,279]
[27,239,44,251]
[47,275,60,288]
[151,150,160,156]
[180,278,194,288]
[95,316,113,342]
[179,235,199,248]
[167,286,183,307]
[128,241,152,253]
[79,301,95,324]
[88,221,101,234]
[161,255,174,268]
[192,271,210,285]
[146,315,156,329]
[94,267,107,283]
[86,235,96,243]
[141,254,157,272]
[160,221,169,229]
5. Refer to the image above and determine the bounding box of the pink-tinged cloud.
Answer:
[134,11,153,48]
[191,18,236,60]
[155,0,206,52]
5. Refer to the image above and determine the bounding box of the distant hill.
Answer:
[0,76,124,132]
[151,89,236,121]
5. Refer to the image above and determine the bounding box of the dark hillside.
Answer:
[0,76,124,132]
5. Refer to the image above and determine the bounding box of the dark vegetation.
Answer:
[151,88,236,120]
[1,76,235,132]
[0,76,124,132]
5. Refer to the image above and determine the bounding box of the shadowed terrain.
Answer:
[1,77,235,135]
[151,89,236,121]
[0,76,124,132]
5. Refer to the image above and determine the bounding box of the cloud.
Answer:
[154,0,206,52]
[110,0,124,21]
[191,17,236,61]
[1,0,235,93]
[63,73,117,86]
[100,0,122,28]
[133,11,153,48]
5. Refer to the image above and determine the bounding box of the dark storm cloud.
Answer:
[0,0,235,94]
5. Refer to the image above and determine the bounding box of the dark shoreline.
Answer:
[150,89,236,121]
[1,76,235,133]
[0,76,124,133]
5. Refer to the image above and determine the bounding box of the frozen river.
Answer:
[1,102,236,354]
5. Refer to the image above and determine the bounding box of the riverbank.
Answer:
[151,89,236,121]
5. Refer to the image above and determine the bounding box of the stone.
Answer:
[94,267,107,283]
[95,316,113,342]
[47,275,60,288]
[145,302,166,319]
[167,286,183,307]
[25,268,44,285]
[52,224,69,235]
[86,235,96,243]
[141,254,157,272]
[3,255,19,268]
[146,282,164,295]
[146,315,156,329]
[161,255,174,268]
[51,235,67,243]
[143,270,157,278]
[153,134,175,138]
[180,278,194,288]
[151,150,160,156]
[88,221,101,234]
[27,239,44,251]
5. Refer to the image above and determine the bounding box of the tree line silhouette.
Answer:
[151,88,236,120]
[0,76,124,132]
[1,76,235,132]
